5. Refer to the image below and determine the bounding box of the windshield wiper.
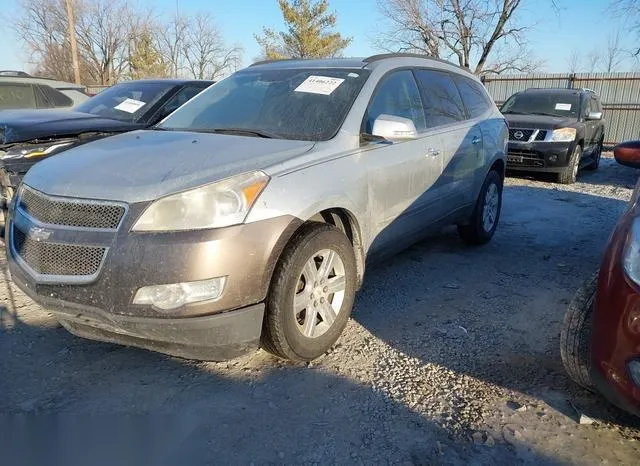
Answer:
[502,111,529,115]
[532,112,564,117]
[196,128,277,139]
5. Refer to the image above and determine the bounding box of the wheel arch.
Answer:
[307,208,366,288]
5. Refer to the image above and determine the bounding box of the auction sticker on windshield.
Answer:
[555,103,572,111]
[295,76,345,95]
[114,98,146,113]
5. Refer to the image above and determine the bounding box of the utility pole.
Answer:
[65,0,81,84]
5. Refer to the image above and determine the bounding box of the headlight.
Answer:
[550,128,577,142]
[2,141,75,159]
[132,171,269,232]
[623,217,640,286]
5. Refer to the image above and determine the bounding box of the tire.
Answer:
[585,138,603,171]
[557,145,582,184]
[458,169,503,245]
[261,222,357,361]
[560,273,597,390]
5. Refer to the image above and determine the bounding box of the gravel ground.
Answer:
[2,154,640,465]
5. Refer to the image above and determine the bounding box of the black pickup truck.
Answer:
[501,88,605,184]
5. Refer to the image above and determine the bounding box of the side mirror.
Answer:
[614,140,640,168]
[586,111,602,120]
[371,114,417,141]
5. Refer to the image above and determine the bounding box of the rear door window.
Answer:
[365,70,426,133]
[454,76,492,119]
[0,83,37,109]
[414,70,466,128]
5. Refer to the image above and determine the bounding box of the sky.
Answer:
[0,0,636,74]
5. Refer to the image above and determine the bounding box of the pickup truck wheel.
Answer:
[560,273,597,390]
[557,145,581,184]
[585,138,603,170]
[458,169,502,245]
[261,222,357,361]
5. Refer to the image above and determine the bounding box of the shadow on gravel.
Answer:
[0,333,558,465]
[353,182,640,432]
[508,157,638,189]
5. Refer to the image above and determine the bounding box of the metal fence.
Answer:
[482,72,640,146]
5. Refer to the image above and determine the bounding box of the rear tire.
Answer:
[560,273,597,390]
[458,169,503,245]
[557,145,582,184]
[261,223,357,361]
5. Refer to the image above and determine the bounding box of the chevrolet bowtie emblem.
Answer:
[28,226,52,242]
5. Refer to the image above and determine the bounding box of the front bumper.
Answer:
[506,141,574,173]
[7,194,300,360]
[12,268,265,360]
[591,214,640,416]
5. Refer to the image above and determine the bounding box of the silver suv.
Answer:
[7,54,507,361]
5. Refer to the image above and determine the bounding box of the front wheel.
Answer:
[560,273,597,390]
[261,223,357,361]
[458,169,503,245]
[585,138,604,171]
[557,145,582,184]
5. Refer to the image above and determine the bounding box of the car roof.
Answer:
[522,88,590,95]
[0,75,86,90]
[111,79,215,85]
[249,53,472,75]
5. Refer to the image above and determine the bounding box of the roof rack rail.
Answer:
[363,53,467,70]
[0,70,32,77]
[581,87,596,93]
[250,58,295,67]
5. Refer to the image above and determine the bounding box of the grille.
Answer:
[535,130,548,141]
[508,129,534,141]
[19,187,125,229]
[13,227,106,276]
[507,149,545,168]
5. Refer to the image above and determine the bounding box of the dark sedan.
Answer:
[0,79,213,210]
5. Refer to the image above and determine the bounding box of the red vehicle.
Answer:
[561,140,640,416]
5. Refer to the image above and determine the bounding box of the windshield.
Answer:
[158,68,370,141]
[75,82,175,122]
[501,92,581,118]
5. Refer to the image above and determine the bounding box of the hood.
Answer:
[0,109,140,144]
[503,113,578,130]
[24,130,315,203]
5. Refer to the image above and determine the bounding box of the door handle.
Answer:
[472,136,481,145]
[426,148,440,157]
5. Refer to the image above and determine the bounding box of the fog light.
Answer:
[548,154,558,162]
[629,360,640,387]
[133,277,226,311]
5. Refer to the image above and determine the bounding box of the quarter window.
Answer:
[38,85,73,107]
[415,70,466,127]
[454,76,492,119]
[365,70,426,133]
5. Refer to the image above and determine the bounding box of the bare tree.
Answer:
[157,11,189,78]
[13,0,156,84]
[376,0,543,76]
[74,0,154,85]
[586,51,601,73]
[566,49,581,74]
[13,0,76,79]
[603,32,625,72]
[182,13,242,80]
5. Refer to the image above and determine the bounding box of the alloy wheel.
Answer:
[293,249,346,338]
